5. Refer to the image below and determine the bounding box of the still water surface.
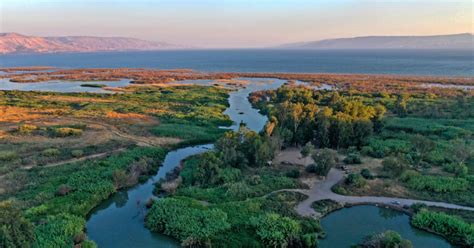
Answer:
[1,49,472,76]
[319,205,450,248]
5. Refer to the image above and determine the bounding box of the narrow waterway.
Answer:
[85,78,287,247]
[85,78,451,247]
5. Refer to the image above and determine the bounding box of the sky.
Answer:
[1,0,472,48]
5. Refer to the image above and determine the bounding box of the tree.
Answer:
[196,152,223,185]
[410,134,435,162]
[395,94,409,117]
[311,149,337,176]
[315,108,332,148]
[0,201,35,248]
[301,142,315,165]
[382,156,407,178]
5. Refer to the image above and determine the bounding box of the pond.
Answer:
[0,78,131,93]
[319,205,451,248]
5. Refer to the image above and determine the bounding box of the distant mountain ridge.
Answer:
[280,33,474,49]
[0,33,187,54]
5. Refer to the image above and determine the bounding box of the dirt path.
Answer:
[278,168,474,218]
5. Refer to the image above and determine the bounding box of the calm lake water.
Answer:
[1,49,473,76]
[319,205,451,248]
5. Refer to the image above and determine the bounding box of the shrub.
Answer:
[70,150,84,158]
[50,127,83,137]
[360,168,374,179]
[0,151,18,161]
[56,184,72,196]
[345,173,367,188]
[112,169,129,189]
[443,162,468,177]
[305,164,317,173]
[382,156,408,178]
[286,169,301,178]
[41,148,61,157]
[247,175,262,186]
[17,124,38,135]
[343,153,362,164]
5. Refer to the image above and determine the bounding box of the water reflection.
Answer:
[378,207,404,220]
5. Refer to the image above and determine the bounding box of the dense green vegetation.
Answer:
[411,209,474,247]
[251,84,474,246]
[357,230,413,248]
[0,85,232,247]
[2,147,166,247]
[147,127,322,247]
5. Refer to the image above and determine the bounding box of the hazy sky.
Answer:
[1,0,472,48]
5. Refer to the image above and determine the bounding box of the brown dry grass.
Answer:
[0,106,58,123]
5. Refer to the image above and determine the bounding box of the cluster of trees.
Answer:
[255,86,386,149]
[181,126,279,187]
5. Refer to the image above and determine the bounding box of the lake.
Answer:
[1,49,473,76]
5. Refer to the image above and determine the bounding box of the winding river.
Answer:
[83,78,450,247]
[85,78,288,247]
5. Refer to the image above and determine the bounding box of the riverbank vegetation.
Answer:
[147,127,323,247]
[0,83,231,247]
[2,68,473,247]
[250,81,473,246]
[411,208,474,247]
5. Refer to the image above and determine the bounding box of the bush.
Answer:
[443,162,468,177]
[411,209,474,246]
[50,127,83,137]
[286,169,301,178]
[345,173,367,188]
[41,148,61,157]
[382,156,408,178]
[56,184,72,196]
[17,124,38,135]
[305,164,317,173]
[0,151,18,161]
[360,168,374,179]
[70,150,84,158]
[344,153,362,164]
